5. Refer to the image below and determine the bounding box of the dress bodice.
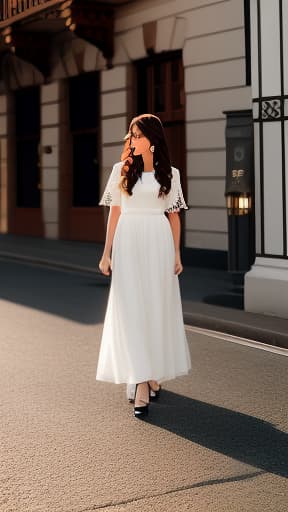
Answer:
[99,161,188,213]
[121,171,165,213]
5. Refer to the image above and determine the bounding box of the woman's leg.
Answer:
[127,381,160,401]
[148,380,161,392]
[134,381,149,407]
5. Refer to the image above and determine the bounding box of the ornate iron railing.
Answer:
[0,0,60,22]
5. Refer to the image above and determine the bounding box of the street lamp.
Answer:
[226,192,252,216]
[224,109,255,280]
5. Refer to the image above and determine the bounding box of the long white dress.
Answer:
[96,161,191,384]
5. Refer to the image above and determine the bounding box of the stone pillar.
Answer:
[41,82,61,239]
[100,65,130,190]
[245,0,288,318]
[0,95,8,233]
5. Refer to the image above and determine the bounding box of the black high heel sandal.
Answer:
[134,383,149,418]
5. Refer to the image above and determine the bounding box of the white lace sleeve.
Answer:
[165,167,188,213]
[99,162,122,207]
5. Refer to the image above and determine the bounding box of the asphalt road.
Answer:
[0,260,287,512]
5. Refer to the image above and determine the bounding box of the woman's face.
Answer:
[130,124,151,156]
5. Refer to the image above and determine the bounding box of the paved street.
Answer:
[0,260,287,512]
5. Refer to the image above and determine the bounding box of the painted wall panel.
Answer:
[186,87,251,121]
[186,230,228,251]
[186,120,226,150]
[41,103,59,126]
[41,83,60,103]
[101,66,127,92]
[42,191,59,223]
[260,0,281,97]
[187,150,226,178]
[42,168,59,191]
[0,115,7,136]
[282,0,288,94]
[186,207,227,232]
[0,95,7,114]
[250,0,259,99]
[263,122,283,254]
[185,0,243,38]
[253,123,262,254]
[42,127,59,146]
[102,145,123,168]
[101,91,127,117]
[102,117,127,145]
[185,59,246,93]
[183,29,245,67]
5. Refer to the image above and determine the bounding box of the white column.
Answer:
[0,95,8,233]
[41,82,61,239]
[245,0,288,318]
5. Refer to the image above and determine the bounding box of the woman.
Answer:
[97,114,191,418]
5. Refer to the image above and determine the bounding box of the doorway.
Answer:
[60,71,104,242]
[135,50,186,198]
[135,51,187,244]
[10,86,43,236]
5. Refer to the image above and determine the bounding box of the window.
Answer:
[68,72,100,207]
[135,50,184,122]
[15,86,40,208]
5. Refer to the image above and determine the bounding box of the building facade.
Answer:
[0,0,251,248]
[1,0,286,318]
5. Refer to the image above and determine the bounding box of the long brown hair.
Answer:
[119,114,172,197]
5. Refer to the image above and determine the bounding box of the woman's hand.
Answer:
[174,251,183,275]
[99,254,112,276]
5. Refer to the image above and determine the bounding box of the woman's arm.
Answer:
[99,206,121,275]
[167,212,183,275]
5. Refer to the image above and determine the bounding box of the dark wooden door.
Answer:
[60,71,104,242]
[135,51,187,244]
[10,86,43,236]
[135,51,187,198]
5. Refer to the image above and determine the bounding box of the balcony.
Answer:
[0,0,120,81]
[0,0,135,83]
[0,0,133,24]
[0,0,64,24]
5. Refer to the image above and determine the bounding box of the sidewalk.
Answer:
[0,233,287,349]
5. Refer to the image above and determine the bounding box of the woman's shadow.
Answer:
[146,391,288,478]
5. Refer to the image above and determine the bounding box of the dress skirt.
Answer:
[96,209,191,384]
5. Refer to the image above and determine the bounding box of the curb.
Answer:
[0,251,106,279]
[183,312,288,350]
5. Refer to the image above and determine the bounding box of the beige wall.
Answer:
[110,0,252,252]
[41,82,62,239]
[100,66,132,195]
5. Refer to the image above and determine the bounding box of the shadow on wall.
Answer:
[146,391,288,479]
